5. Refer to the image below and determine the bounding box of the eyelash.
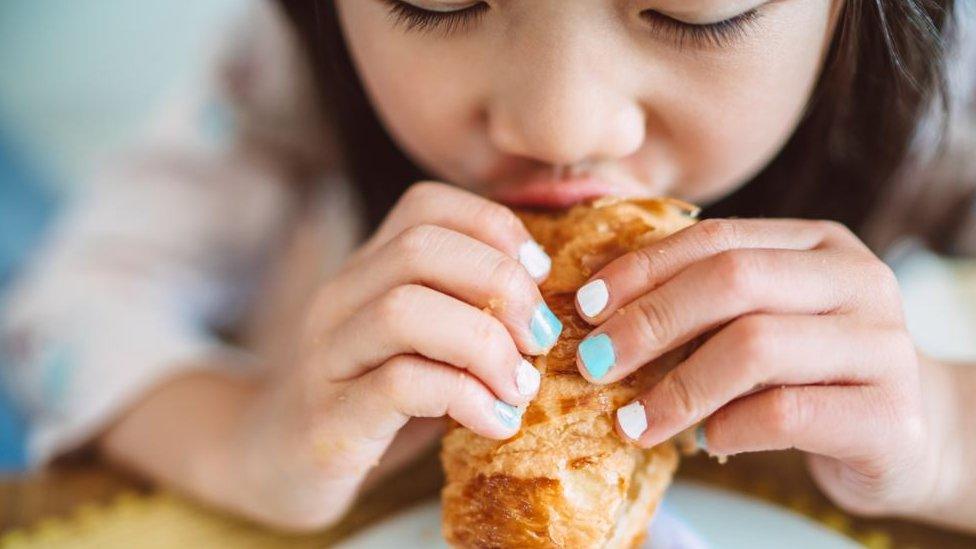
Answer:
[381,0,490,34]
[640,9,762,49]
[380,0,761,48]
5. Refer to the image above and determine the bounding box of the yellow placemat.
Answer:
[1,487,887,549]
[7,451,973,548]
[1,492,336,549]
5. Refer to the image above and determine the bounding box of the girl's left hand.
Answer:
[573,218,939,517]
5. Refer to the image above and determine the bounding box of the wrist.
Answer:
[209,373,364,531]
[100,370,260,510]
[185,376,261,515]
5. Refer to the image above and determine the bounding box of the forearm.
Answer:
[914,358,976,532]
[99,366,259,518]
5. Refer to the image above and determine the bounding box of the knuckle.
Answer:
[378,285,422,329]
[488,255,533,298]
[855,259,904,320]
[696,218,740,252]
[402,181,445,205]
[870,261,901,300]
[815,219,854,240]
[634,296,677,349]
[376,357,416,403]
[765,389,801,440]
[396,224,443,262]
[450,372,480,405]
[471,315,512,367]
[713,250,757,300]
[473,202,520,238]
[631,247,660,282]
[732,316,774,369]
[865,256,897,285]
[380,358,455,420]
[665,373,703,420]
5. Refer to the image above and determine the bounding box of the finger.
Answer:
[314,284,539,406]
[309,225,561,355]
[576,247,892,383]
[576,218,866,323]
[700,385,909,463]
[349,355,524,442]
[611,314,913,446]
[360,418,446,493]
[310,355,524,479]
[357,181,551,281]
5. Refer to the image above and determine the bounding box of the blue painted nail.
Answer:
[495,400,524,429]
[578,333,615,380]
[530,302,563,350]
[695,424,709,451]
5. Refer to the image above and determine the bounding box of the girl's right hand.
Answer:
[231,182,561,530]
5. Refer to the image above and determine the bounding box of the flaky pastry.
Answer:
[442,197,699,548]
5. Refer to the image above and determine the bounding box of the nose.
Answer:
[486,29,646,166]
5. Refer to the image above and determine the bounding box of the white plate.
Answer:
[335,480,859,548]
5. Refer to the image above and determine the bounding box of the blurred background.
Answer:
[0,0,245,470]
[2,0,976,475]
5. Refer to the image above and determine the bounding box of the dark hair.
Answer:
[277,0,958,250]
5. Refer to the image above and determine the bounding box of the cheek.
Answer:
[370,61,482,180]
[661,9,833,203]
[338,4,487,186]
[670,72,811,203]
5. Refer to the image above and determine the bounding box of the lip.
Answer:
[490,175,644,209]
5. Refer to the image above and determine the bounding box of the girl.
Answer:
[3,0,976,535]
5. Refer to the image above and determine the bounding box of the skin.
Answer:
[101,0,976,534]
[339,0,834,203]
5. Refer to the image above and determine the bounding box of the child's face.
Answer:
[337,0,839,208]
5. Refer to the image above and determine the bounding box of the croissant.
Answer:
[441,197,700,548]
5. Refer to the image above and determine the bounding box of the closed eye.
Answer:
[640,8,763,48]
[379,0,490,34]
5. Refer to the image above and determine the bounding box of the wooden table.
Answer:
[1,449,973,548]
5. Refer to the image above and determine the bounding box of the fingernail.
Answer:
[515,358,541,397]
[617,401,648,441]
[495,400,525,429]
[695,424,708,451]
[519,240,551,279]
[530,302,563,350]
[576,279,609,318]
[578,333,615,380]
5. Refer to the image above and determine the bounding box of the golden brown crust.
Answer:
[441,197,697,548]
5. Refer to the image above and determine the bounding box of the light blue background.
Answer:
[0,0,244,470]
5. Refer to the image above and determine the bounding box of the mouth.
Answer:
[489,173,648,210]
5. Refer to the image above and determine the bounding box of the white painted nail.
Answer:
[617,401,648,440]
[576,279,609,318]
[515,358,541,397]
[519,240,551,279]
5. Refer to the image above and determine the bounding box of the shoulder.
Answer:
[216,0,338,171]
